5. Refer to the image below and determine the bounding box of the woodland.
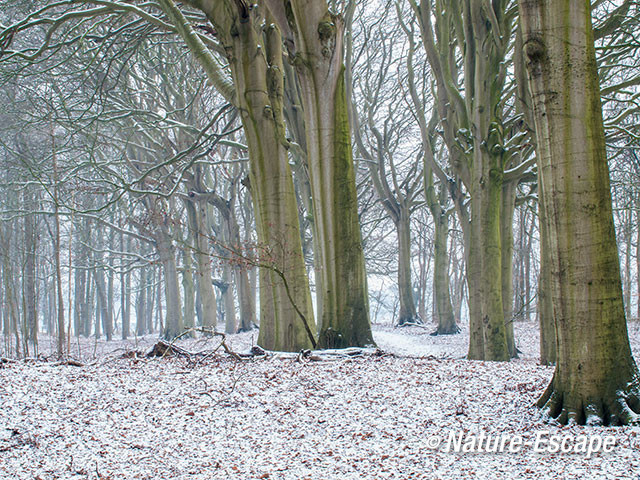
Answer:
[0,0,639,478]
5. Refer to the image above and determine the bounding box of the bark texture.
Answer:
[520,0,640,425]
[266,0,375,348]
[411,0,526,361]
[183,0,315,351]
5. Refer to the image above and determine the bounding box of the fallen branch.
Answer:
[148,328,243,362]
[51,358,86,367]
[146,341,192,359]
[274,347,392,362]
[395,321,430,329]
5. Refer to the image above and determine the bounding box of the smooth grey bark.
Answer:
[84,266,94,337]
[221,266,237,334]
[107,251,115,341]
[146,269,155,334]
[136,267,148,336]
[23,193,37,350]
[171,0,315,351]
[0,226,21,357]
[521,0,640,425]
[410,0,531,361]
[52,150,65,357]
[537,184,556,366]
[181,246,196,333]
[184,193,217,333]
[157,230,183,340]
[426,169,459,335]
[265,0,374,348]
[74,218,89,338]
[121,234,131,340]
[93,227,113,342]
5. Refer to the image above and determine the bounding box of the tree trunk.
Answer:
[24,194,38,351]
[413,0,515,361]
[521,0,640,425]
[52,153,65,357]
[235,265,255,332]
[180,0,315,351]
[538,184,556,366]
[93,230,113,342]
[0,227,21,358]
[396,212,418,325]
[228,213,255,332]
[524,215,532,322]
[0,271,6,344]
[84,266,93,337]
[146,269,154,334]
[501,181,518,358]
[121,234,131,340]
[268,1,374,348]
[136,268,147,336]
[191,201,217,332]
[106,254,115,341]
[468,148,509,361]
[433,208,458,335]
[425,169,458,335]
[157,232,183,340]
[222,266,237,334]
[637,203,640,321]
[181,246,196,333]
[74,234,87,338]
[48,278,55,336]
[623,212,632,318]
[94,273,102,339]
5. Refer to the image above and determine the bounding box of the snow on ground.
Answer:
[1,321,639,479]
[371,320,542,360]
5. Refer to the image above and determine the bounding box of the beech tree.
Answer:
[264,0,375,348]
[161,0,316,350]
[409,0,536,361]
[520,0,640,425]
[348,6,424,327]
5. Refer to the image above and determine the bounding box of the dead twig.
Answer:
[148,327,244,362]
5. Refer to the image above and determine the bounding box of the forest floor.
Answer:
[1,320,639,480]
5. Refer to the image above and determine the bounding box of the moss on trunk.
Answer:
[501,181,518,358]
[190,1,315,351]
[521,0,639,425]
[468,150,509,362]
[316,68,374,348]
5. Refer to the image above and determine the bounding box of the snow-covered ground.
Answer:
[1,321,639,479]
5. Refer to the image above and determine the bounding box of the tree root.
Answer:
[538,381,640,426]
[430,324,461,336]
[395,316,426,328]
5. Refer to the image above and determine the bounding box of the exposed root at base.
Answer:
[395,316,426,328]
[430,325,461,336]
[537,382,640,426]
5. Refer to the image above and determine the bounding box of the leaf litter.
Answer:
[1,320,639,479]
